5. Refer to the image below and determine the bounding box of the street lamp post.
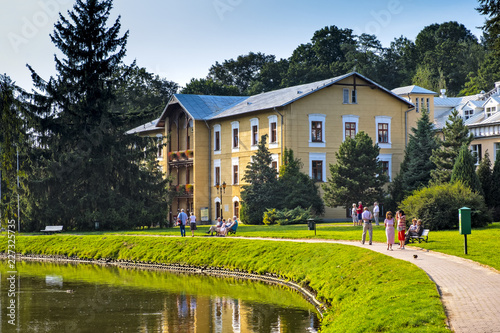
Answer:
[215,181,226,219]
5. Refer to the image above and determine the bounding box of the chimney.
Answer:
[495,82,500,88]
[440,89,447,98]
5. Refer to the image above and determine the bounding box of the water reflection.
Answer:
[1,261,320,332]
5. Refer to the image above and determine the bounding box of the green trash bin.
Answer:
[307,219,316,231]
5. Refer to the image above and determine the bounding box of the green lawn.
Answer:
[59,221,500,271]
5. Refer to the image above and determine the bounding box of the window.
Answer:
[271,154,279,175]
[309,153,326,182]
[471,144,482,165]
[214,159,221,186]
[351,89,357,104]
[375,116,392,149]
[426,98,430,111]
[233,200,239,218]
[232,157,239,185]
[231,121,239,152]
[311,160,323,182]
[268,115,278,147]
[214,124,221,154]
[343,88,357,104]
[233,165,238,185]
[421,98,424,111]
[250,118,259,149]
[416,98,419,112]
[342,115,359,141]
[381,161,389,175]
[495,143,500,162]
[308,114,326,147]
[378,123,389,143]
[311,121,322,142]
[378,154,392,181]
[464,109,474,120]
[345,122,356,139]
[486,106,497,117]
[215,201,221,219]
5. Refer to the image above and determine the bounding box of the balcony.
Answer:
[168,150,194,167]
[172,184,194,198]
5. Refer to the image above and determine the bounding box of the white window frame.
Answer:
[342,115,359,141]
[375,116,392,149]
[231,121,239,153]
[308,114,326,148]
[378,154,392,181]
[494,142,500,162]
[271,153,279,175]
[214,159,221,186]
[232,157,239,185]
[343,88,357,104]
[232,196,240,218]
[268,115,278,149]
[250,118,259,150]
[213,124,221,155]
[309,152,326,182]
[470,144,482,165]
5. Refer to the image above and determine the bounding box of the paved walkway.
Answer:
[240,237,500,333]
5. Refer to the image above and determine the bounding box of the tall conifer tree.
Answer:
[430,109,474,184]
[27,0,168,230]
[491,151,500,220]
[450,144,482,194]
[476,150,493,207]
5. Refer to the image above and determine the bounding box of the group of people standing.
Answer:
[176,209,197,237]
[383,210,424,250]
[176,209,238,237]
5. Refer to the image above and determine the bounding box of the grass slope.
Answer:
[2,235,448,332]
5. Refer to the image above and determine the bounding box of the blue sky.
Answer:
[1,0,486,91]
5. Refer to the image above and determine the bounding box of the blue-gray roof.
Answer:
[174,94,248,120]
[392,85,437,95]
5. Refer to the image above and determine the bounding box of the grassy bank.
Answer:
[62,222,500,271]
[2,235,448,332]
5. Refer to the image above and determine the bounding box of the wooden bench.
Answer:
[409,229,430,243]
[40,226,63,235]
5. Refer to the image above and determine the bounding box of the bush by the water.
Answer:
[400,182,491,230]
[263,207,312,225]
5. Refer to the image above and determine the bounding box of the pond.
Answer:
[1,261,320,332]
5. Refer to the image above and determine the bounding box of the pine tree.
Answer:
[430,109,474,184]
[451,144,483,194]
[322,131,388,211]
[278,148,324,216]
[26,0,168,230]
[477,150,493,207]
[240,135,279,224]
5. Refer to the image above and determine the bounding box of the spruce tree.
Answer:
[402,110,439,194]
[322,131,388,212]
[240,135,279,224]
[278,148,324,216]
[450,144,483,194]
[430,109,474,184]
[477,150,493,207]
[27,0,168,230]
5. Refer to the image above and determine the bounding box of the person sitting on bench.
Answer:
[207,217,222,236]
[405,219,423,244]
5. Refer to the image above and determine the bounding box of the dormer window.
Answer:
[464,109,474,120]
[486,106,496,117]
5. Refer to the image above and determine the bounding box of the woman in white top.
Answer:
[189,212,197,237]
[351,203,357,226]
[384,211,395,250]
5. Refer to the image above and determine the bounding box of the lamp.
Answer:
[215,181,226,219]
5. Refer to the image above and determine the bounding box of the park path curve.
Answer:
[236,236,500,333]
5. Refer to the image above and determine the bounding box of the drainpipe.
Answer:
[274,107,284,164]
[404,107,416,146]
[204,120,212,222]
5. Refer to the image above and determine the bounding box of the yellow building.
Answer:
[130,72,419,222]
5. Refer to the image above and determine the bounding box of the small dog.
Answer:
[413,254,418,259]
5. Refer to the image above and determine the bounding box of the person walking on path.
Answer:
[361,207,373,245]
[177,209,188,237]
[373,202,380,226]
[384,211,395,250]
[189,212,197,237]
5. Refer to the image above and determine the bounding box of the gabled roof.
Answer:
[391,85,437,96]
[155,72,413,126]
[482,95,500,107]
[211,72,413,119]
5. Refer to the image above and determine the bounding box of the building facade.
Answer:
[130,72,420,222]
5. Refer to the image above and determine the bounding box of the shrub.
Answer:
[263,207,312,226]
[400,182,491,231]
